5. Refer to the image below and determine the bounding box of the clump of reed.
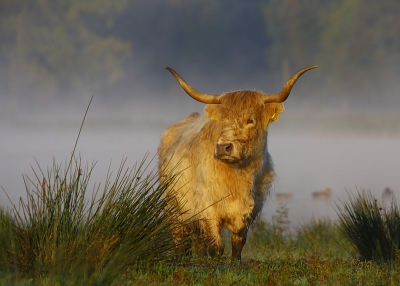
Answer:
[336,191,400,263]
[0,155,183,285]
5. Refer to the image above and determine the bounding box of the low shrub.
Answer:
[336,191,400,263]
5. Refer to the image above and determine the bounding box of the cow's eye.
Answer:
[246,118,255,125]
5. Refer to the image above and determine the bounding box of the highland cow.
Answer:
[158,66,317,259]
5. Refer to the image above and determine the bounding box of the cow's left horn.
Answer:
[262,65,318,103]
[165,67,221,104]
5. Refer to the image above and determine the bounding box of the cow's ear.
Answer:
[204,104,220,121]
[264,103,284,123]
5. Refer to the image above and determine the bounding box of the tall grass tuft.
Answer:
[0,155,183,284]
[0,205,12,273]
[336,191,400,263]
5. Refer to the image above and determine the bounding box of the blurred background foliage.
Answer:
[0,0,131,102]
[1,0,400,109]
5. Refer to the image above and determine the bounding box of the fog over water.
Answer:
[1,97,399,226]
[2,1,400,227]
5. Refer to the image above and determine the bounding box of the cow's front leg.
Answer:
[200,218,224,257]
[228,216,253,260]
[231,228,248,260]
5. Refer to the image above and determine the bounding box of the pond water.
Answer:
[1,122,399,227]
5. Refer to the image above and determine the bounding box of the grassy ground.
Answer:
[1,154,400,285]
[2,189,400,285]
[120,214,400,286]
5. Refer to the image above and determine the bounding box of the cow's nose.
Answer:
[216,143,233,156]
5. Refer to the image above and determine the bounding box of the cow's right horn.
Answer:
[262,65,318,103]
[165,67,221,104]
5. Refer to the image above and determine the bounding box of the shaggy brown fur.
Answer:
[158,66,315,260]
[158,91,282,260]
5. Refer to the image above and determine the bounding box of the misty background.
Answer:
[1,0,400,224]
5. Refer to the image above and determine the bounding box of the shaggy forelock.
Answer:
[218,91,264,119]
[219,91,264,111]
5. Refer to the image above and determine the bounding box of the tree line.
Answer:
[1,0,399,108]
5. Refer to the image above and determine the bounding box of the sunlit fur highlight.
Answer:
[158,90,284,260]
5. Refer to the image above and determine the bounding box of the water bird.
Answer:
[312,188,331,199]
[275,193,293,200]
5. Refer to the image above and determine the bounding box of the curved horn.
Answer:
[262,65,318,103]
[165,67,221,104]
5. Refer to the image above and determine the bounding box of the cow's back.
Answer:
[158,112,210,219]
